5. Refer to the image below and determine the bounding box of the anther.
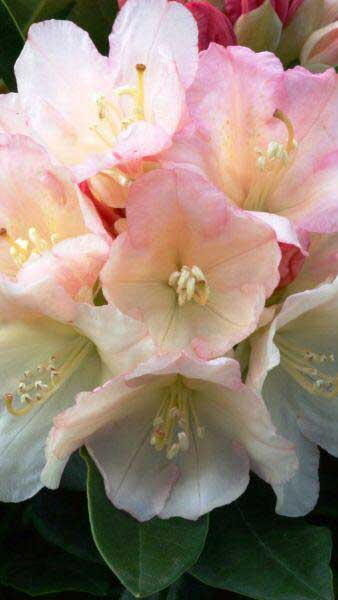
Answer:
[21,393,33,404]
[50,233,60,245]
[197,426,205,439]
[178,431,189,451]
[169,265,210,307]
[167,443,180,460]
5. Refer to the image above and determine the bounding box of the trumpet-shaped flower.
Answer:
[161,45,338,238]
[101,168,281,359]
[248,260,338,516]
[0,134,110,320]
[14,0,198,184]
[0,134,154,501]
[42,351,297,521]
[0,297,154,503]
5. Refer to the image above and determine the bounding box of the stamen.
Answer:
[4,339,93,417]
[135,64,146,121]
[169,265,210,307]
[254,109,297,174]
[278,336,338,398]
[149,379,205,459]
[4,226,59,269]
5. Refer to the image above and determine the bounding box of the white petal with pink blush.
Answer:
[101,168,281,359]
[14,0,198,183]
[42,352,297,521]
[0,298,154,503]
[0,134,110,321]
[248,275,338,516]
[161,44,338,235]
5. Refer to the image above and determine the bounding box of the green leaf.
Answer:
[69,0,118,54]
[0,1,25,89]
[7,0,75,35]
[234,0,282,52]
[61,448,87,492]
[191,479,334,600]
[28,488,103,564]
[82,449,209,597]
[120,574,219,599]
[0,502,118,596]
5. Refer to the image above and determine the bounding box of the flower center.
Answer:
[243,109,298,211]
[91,63,147,148]
[150,378,205,459]
[168,265,210,307]
[278,335,338,398]
[1,227,59,268]
[4,337,92,417]
[256,110,297,172]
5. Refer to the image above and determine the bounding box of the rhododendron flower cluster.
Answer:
[1,0,338,523]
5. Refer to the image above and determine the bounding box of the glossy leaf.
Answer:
[69,0,118,54]
[0,1,24,89]
[191,479,334,600]
[7,0,74,35]
[82,449,209,597]
[61,449,87,492]
[0,501,117,596]
[28,488,103,564]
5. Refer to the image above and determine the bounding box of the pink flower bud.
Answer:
[224,0,305,25]
[301,21,338,71]
[186,1,237,49]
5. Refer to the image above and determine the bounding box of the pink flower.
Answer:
[42,351,297,521]
[14,0,198,183]
[0,132,157,503]
[0,134,110,321]
[161,45,338,238]
[101,168,281,359]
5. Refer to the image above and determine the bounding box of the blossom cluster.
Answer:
[1,0,338,522]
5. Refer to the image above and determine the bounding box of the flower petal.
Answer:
[73,303,156,375]
[263,369,320,517]
[0,93,30,135]
[101,168,281,357]
[15,20,113,170]
[0,316,100,502]
[109,0,198,89]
